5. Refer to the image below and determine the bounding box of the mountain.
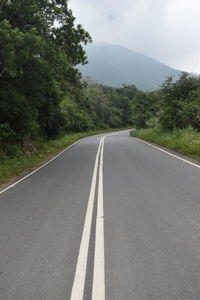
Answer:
[78,43,182,91]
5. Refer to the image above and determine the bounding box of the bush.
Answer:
[131,127,200,161]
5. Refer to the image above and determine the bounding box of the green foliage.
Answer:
[130,72,200,161]
[145,116,159,128]
[0,128,128,185]
[84,84,141,129]
[131,127,200,161]
[1,0,200,169]
[159,73,200,130]
[131,91,151,128]
[60,97,94,132]
[179,90,200,130]
[0,0,92,142]
[128,72,200,132]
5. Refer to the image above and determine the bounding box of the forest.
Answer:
[1,1,200,162]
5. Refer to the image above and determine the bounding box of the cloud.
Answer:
[69,0,200,72]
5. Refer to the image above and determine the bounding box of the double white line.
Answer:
[70,136,106,300]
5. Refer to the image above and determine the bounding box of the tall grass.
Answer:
[130,127,200,161]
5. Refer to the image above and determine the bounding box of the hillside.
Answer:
[79,43,182,91]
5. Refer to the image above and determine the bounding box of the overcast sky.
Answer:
[69,0,200,73]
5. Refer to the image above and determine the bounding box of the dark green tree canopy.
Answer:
[0,0,92,140]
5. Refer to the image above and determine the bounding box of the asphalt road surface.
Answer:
[0,130,200,300]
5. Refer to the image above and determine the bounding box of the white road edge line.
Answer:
[0,140,82,195]
[92,136,106,300]
[135,137,200,169]
[70,137,103,300]
[0,131,127,195]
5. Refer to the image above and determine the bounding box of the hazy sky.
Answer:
[69,0,200,73]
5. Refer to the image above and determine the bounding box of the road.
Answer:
[0,130,200,299]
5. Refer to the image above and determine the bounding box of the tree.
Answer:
[179,90,200,130]
[160,73,200,129]
[0,0,92,142]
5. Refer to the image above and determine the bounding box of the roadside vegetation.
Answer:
[1,1,200,185]
[0,128,129,186]
[131,127,200,161]
[130,72,200,161]
[0,1,134,185]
